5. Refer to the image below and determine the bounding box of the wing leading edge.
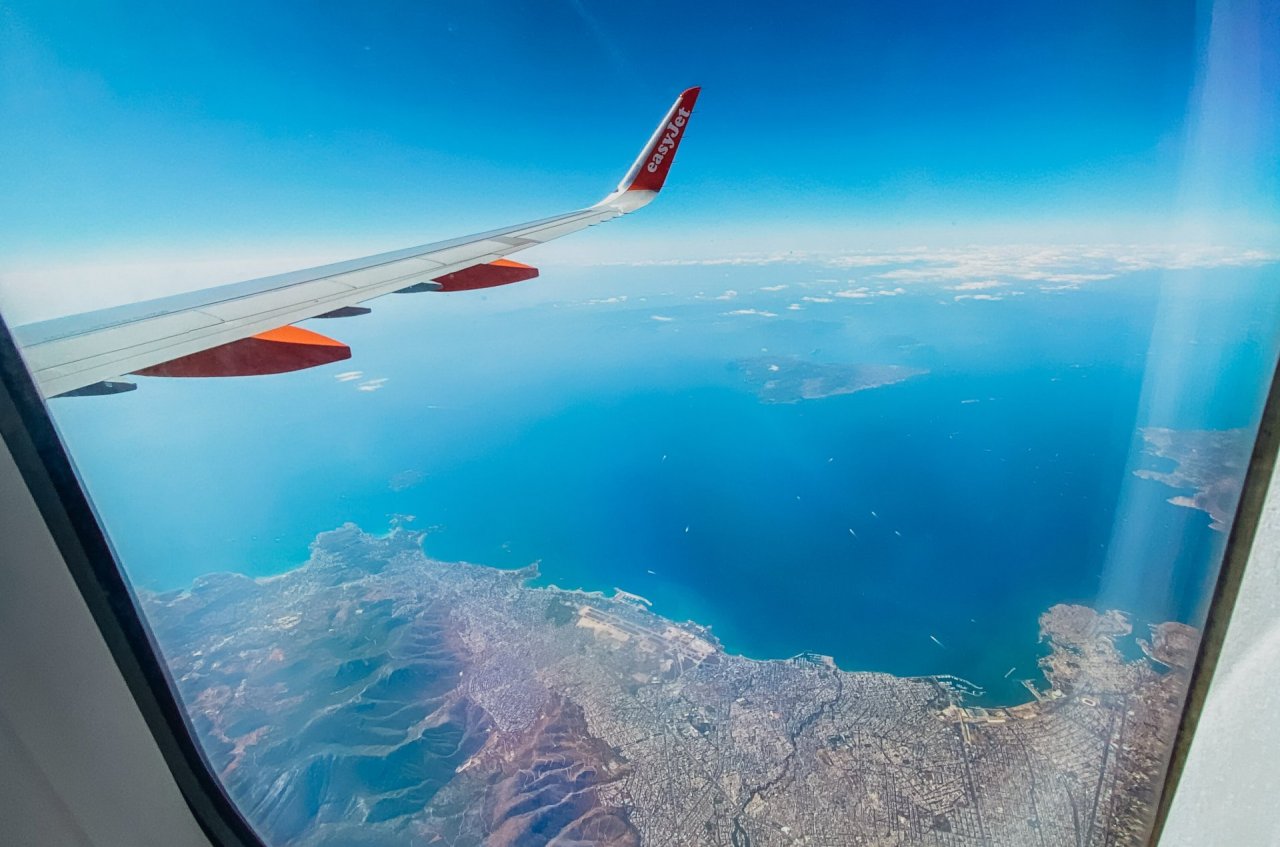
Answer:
[17,87,701,399]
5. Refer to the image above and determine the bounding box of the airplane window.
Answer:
[2,2,1277,845]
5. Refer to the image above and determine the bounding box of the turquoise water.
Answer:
[49,263,1280,703]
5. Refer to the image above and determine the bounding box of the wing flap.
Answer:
[427,239,530,265]
[22,311,223,374]
[517,212,620,243]
[199,278,358,322]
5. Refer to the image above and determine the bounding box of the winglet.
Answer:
[600,87,701,209]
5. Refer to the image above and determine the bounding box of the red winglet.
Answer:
[617,87,701,194]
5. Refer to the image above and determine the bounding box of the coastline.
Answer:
[174,522,1194,712]
[145,521,1197,846]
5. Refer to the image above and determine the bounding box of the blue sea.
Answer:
[49,260,1280,704]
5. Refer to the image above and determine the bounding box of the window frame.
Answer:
[1148,355,1280,841]
[0,316,267,847]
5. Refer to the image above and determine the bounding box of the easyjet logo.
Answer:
[645,107,691,173]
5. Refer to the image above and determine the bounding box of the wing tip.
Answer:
[607,87,702,203]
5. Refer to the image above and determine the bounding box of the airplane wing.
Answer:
[14,87,701,399]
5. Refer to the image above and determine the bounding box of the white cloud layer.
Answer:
[615,244,1277,295]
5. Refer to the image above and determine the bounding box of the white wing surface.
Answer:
[15,87,701,398]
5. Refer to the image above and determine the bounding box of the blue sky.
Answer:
[1,0,1277,319]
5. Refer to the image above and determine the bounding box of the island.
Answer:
[145,525,1194,846]
[736,355,927,404]
[1133,426,1252,531]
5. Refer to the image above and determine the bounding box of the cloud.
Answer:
[357,378,388,392]
[855,244,1277,290]
[760,284,789,292]
[832,286,906,299]
[618,252,811,268]
[801,296,834,303]
[334,370,364,382]
[787,303,803,311]
[726,308,779,318]
[947,280,1004,291]
[714,289,739,300]
[650,314,675,322]
[953,289,1027,302]
[584,295,628,305]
